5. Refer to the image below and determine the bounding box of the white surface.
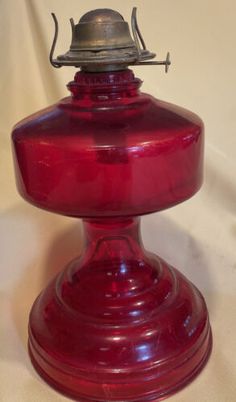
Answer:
[0,1,236,401]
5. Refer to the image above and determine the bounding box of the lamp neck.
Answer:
[67,69,142,100]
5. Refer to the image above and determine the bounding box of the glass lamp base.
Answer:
[28,218,212,401]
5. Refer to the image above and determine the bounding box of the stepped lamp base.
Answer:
[28,218,212,401]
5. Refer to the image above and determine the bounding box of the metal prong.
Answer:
[131,8,142,57]
[133,7,146,51]
[49,13,61,68]
[70,18,75,32]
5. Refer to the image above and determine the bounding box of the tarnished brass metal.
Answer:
[50,8,171,72]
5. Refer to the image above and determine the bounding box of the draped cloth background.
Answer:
[0,1,236,401]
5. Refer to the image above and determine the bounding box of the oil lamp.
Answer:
[12,8,212,401]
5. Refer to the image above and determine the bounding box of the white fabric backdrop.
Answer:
[0,1,236,401]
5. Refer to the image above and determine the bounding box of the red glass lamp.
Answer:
[12,8,212,401]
